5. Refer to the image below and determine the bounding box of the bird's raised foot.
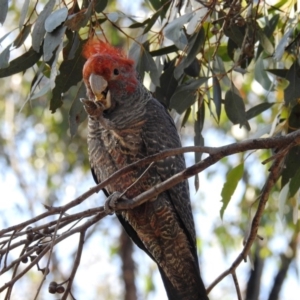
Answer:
[80,98,104,117]
[104,192,128,215]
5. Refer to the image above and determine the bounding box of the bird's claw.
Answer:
[104,192,123,215]
[80,98,104,117]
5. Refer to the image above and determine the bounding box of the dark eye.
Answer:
[113,68,119,75]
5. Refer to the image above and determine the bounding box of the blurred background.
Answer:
[0,0,300,299]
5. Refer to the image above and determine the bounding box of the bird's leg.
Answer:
[80,98,104,118]
[104,192,129,215]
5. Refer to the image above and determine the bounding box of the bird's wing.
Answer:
[141,97,197,257]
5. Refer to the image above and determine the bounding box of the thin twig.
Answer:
[232,271,242,300]
[206,153,285,294]
[61,232,85,300]
[33,212,64,300]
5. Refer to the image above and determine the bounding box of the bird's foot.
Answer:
[80,98,104,117]
[104,192,124,215]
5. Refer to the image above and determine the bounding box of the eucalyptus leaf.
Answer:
[257,29,274,55]
[156,60,178,107]
[289,168,300,198]
[163,12,193,49]
[224,89,249,129]
[95,0,108,13]
[43,25,66,62]
[181,107,191,128]
[0,44,11,68]
[13,24,32,49]
[254,55,274,91]
[284,61,300,106]
[142,49,160,86]
[213,56,231,86]
[266,68,288,78]
[256,14,279,59]
[0,46,43,78]
[220,163,244,219]
[274,28,293,61]
[170,78,208,113]
[185,28,205,68]
[45,7,68,32]
[69,82,87,136]
[150,45,178,57]
[50,40,86,112]
[246,102,274,120]
[278,181,289,221]
[281,145,300,188]
[0,0,8,25]
[31,0,56,52]
[212,75,222,121]
[143,10,160,34]
[19,0,30,29]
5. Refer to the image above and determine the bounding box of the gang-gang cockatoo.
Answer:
[81,39,208,300]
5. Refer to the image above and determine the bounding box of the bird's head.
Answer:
[82,39,139,111]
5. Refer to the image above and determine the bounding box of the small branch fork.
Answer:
[1,129,300,299]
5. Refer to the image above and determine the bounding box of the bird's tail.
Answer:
[158,264,209,300]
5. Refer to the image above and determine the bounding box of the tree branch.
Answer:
[1,129,299,298]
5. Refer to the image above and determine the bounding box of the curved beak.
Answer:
[89,74,111,109]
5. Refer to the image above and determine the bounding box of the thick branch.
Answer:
[1,130,300,237]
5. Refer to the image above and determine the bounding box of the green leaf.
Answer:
[184,58,200,77]
[184,28,205,70]
[266,69,288,78]
[224,23,245,47]
[274,28,293,61]
[0,44,10,68]
[278,181,289,221]
[181,107,191,127]
[220,163,244,219]
[43,25,66,62]
[155,59,178,107]
[256,14,279,59]
[257,29,274,55]
[129,20,149,28]
[143,10,160,33]
[246,102,274,120]
[19,0,30,29]
[45,7,68,32]
[174,28,204,78]
[284,61,300,107]
[13,24,32,48]
[31,0,56,51]
[282,146,300,188]
[69,82,87,136]
[134,44,160,86]
[212,75,222,121]
[0,0,8,25]
[170,78,208,114]
[0,46,43,78]
[289,168,300,197]
[95,0,108,13]
[163,12,193,49]
[213,56,231,87]
[50,40,86,113]
[254,55,274,91]
[224,89,250,130]
[149,0,161,10]
[150,45,178,57]
[142,48,160,86]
